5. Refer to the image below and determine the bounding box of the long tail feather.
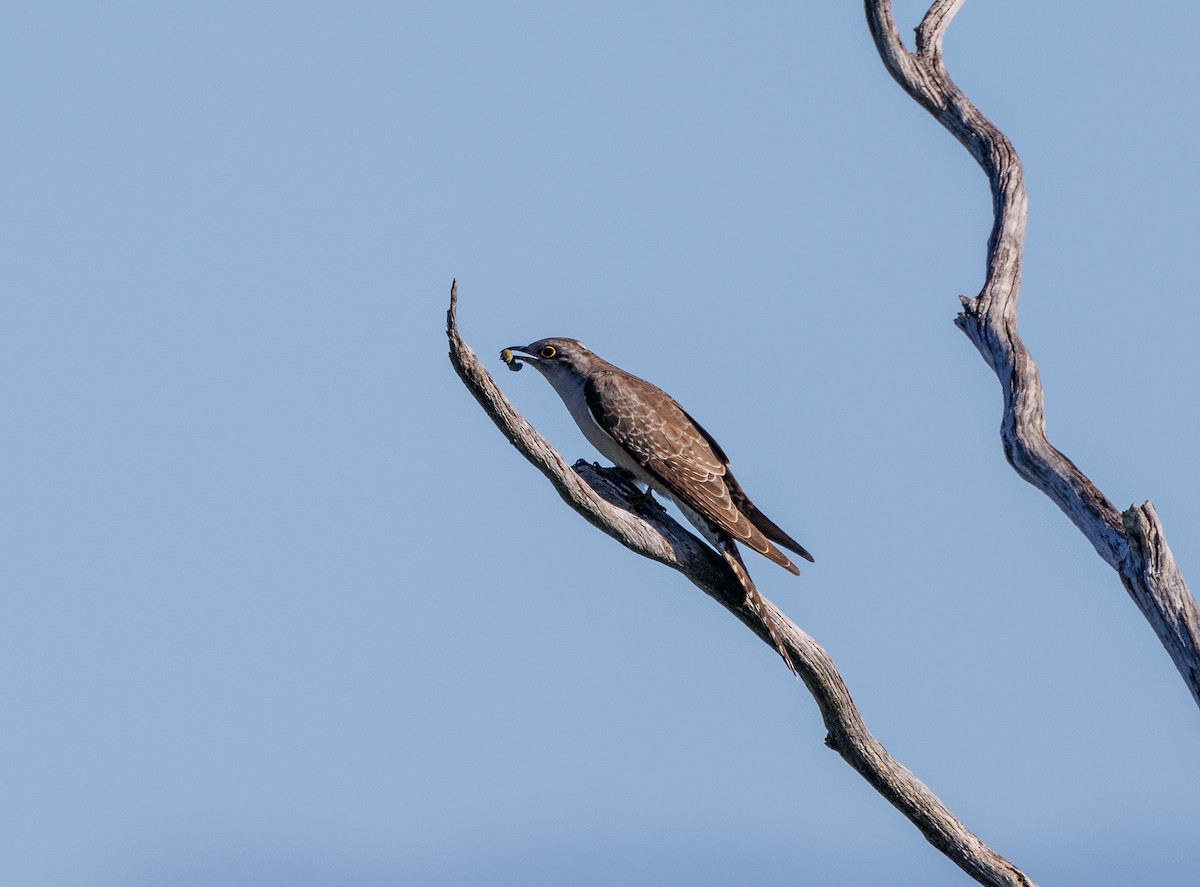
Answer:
[719,539,798,675]
[725,472,815,564]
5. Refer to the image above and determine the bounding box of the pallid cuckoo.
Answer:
[503,338,813,670]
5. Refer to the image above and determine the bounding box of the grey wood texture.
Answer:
[866,0,1200,708]
[447,284,1035,887]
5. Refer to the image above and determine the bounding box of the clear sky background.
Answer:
[4,2,1198,885]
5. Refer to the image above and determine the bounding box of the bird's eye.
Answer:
[539,345,558,359]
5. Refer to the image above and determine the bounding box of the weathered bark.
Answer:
[865,0,1200,708]
[448,283,1035,887]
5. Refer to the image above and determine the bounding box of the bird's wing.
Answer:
[584,370,800,574]
[725,471,815,563]
[683,406,814,564]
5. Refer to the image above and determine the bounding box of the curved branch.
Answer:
[447,282,1035,887]
[865,0,1200,708]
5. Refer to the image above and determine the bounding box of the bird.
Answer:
[503,337,813,671]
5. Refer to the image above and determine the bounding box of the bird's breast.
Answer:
[545,372,654,485]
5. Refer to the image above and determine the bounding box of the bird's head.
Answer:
[502,338,599,381]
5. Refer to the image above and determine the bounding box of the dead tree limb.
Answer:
[865,0,1200,708]
[447,282,1036,887]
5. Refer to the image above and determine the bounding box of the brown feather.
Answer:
[718,536,797,674]
[585,369,807,574]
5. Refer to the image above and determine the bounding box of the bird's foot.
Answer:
[577,463,657,508]
[626,486,656,507]
[601,466,655,507]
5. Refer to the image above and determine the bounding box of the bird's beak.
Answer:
[500,345,536,373]
[505,345,537,364]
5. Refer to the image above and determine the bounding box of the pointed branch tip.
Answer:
[447,279,460,335]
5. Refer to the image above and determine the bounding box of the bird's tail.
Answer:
[719,540,797,675]
[725,476,815,565]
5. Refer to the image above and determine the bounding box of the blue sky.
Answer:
[4,2,1199,885]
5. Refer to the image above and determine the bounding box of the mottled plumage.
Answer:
[504,337,813,671]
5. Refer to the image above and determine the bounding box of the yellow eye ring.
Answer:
[539,345,558,359]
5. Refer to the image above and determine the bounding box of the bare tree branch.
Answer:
[447,282,1036,887]
[865,0,1200,707]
